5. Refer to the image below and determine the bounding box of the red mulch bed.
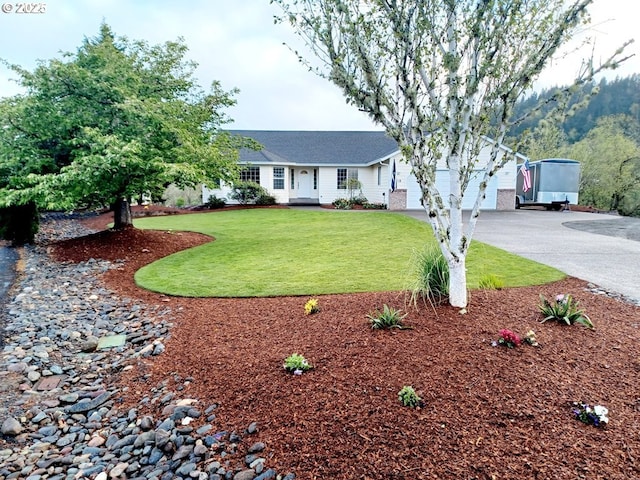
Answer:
[49,209,640,480]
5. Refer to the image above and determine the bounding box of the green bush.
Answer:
[332,198,352,209]
[539,293,593,329]
[409,245,449,306]
[229,181,268,205]
[367,304,409,329]
[205,195,226,209]
[478,273,505,290]
[255,193,277,205]
[0,202,39,245]
[283,353,312,373]
[362,202,386,209]
[175,197,186,208]
[351,194,368,206]
[398,386,423,408]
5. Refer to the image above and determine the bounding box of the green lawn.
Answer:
[133,209,564,297]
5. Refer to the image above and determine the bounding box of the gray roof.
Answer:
[229,130,399,166]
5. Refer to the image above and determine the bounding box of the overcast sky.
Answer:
[0,0,637,131]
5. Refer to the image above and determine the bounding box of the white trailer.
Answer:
[516,158,580,210]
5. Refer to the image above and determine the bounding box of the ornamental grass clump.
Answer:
[283,353,312,375]
[367,304,410,330]
[409,245,449,306]
[539,294,593,329]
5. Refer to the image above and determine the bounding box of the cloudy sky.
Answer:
[0,0,637,131]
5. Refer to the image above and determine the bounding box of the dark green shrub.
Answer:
[363,202,386,209]
[255,194,277,205]
[205,195,226,209]
[0,202,39,245]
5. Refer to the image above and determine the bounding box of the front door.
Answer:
[298,170,311,198]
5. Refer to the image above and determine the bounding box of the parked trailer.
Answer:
[516,158,580,210]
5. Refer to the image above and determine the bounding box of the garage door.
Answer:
[406,170,498,210]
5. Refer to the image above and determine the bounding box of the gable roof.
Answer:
[230,130,399,167]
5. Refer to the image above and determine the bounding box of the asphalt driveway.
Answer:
[403,209,640,304]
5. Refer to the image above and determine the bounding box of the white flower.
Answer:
[293,369,303,375]
[594,405,608,420]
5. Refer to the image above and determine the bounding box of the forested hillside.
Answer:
[509,75,640,142]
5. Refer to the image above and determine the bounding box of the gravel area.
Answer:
[0,216,290,480]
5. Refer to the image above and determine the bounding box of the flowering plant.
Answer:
[304,298,320,315]
[523,329,539,346]
[539,294,593,329]
[283,353,312,375]
[573,402,608,427]
[497,329,521,348]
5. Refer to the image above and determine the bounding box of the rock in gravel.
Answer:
[1,417,23,435]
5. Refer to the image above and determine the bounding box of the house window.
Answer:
[290,169,295,189]
[273,167,285,190]
[377,166,382,186]
[240,166,260,184]
[313,169,317,190]
[337,168,358,189]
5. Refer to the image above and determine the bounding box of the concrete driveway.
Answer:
[402,209,640,304]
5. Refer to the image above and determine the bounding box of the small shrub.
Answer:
[478,273,505,290]
[332,198,352,209]
[409,246,449,306]
[351,194,368,206]
[283,353,312,374]
[255,193,277,205]
[304,298,320,315]
[229,181,268,205]
[175,197,186,208]
[367,304,409,329]
[362,202,386,209]
[205,195,226,209]
[539,294,593,329]
[398,386,424,408]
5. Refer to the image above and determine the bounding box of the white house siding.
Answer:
[400,145,517,210]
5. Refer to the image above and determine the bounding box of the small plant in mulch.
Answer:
[492,328,522,348]
[523,329,539,346]
[539,293,594,329]
[283,353,312,375]
[367,304,410,330]
[398,385,424,408]
[572,402,609,428]
[304,298,320,315]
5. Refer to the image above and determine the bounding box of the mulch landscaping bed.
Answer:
[48,208,640,479]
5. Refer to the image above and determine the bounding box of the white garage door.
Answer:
[406,170,498,210]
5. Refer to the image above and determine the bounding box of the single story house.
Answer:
[202,130,520,210]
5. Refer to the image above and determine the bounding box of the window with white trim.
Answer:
[240,166,260,184]
[273,167,285,190]
[337,168,358,189]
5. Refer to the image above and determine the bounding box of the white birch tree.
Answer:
[271,0,633,307]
